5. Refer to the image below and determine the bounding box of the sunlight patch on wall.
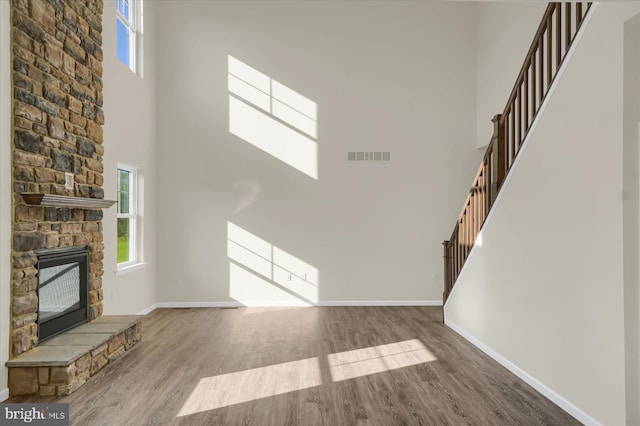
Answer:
[177,357,322,416]
[227,222,319,305]
[229,263,313,306]
[228,55,318,179]
[229,98,318,180]
[328,339,436,382]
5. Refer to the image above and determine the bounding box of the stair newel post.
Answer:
[490,114,506,205]
[443,240,452,306]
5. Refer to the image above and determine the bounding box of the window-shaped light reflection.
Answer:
[177,357,322,416]
[227,222,319,305]
[176,339,436,418]
[328,339,437,382]
[228,55,318,179]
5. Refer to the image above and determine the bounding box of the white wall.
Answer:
[0,0,11,401]
[475,2,546,148]
[101,1,158,314]
[445,3,640,425]
[156,1,481,305]
[623,12,640,426]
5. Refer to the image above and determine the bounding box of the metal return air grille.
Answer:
[347,152,391,161]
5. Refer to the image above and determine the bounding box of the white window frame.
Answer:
[116,163,140,272]
[116,0,139,73]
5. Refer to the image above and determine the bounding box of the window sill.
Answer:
[116,262,146,276]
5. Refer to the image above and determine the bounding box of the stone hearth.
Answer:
[6,316,142,396]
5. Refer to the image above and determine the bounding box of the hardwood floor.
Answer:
[8,307,580,425]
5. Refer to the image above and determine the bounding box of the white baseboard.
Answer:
[444,318,601,426]
[318,300,441,307]
[152,300,442,308]
[137,303,159,315]
[0,387,9,402]
[156,301,244,308]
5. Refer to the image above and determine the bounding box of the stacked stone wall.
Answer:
[10,0,105,357]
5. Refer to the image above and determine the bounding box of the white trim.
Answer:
[154,300,442,308]
[444,2,599,311]
[231,301,312,307]
[318,300,441,307]
[156,301,243,308]
[0,388,8,402]
[444,318,601,426]
[137,303,158,315]
[115,261,146,276]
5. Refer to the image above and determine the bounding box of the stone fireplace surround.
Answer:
[6,0,142,396]
[11,0,106,359]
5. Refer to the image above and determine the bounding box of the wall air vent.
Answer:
[347,152,391,161]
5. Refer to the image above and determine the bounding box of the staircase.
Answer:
[442,2,594,303]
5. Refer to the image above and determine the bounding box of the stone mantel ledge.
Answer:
[20,193,116,209]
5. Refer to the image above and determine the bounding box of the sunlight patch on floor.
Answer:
[328,339,436,382]
[177,339,436,417]
[177,357,322,417]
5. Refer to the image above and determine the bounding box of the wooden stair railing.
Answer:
[443,2,593,303]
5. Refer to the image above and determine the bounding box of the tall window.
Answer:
[116,0,139,72]
[117,165,138,268]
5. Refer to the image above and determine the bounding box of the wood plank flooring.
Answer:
[8,307,580,425]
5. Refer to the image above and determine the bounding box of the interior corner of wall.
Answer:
[0,0,12,392]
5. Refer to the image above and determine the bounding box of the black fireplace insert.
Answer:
[36,246,89,342]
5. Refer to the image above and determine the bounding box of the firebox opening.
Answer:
[36,246,89,343]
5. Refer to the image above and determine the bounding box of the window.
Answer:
[116,0,141,72]
[117,164,139,269]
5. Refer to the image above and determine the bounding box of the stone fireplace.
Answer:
[10,0,107,359]
[5,0,143,398]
